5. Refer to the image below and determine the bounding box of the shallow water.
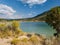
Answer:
[20,22,56,37]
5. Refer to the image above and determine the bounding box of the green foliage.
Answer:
[11,38,28,45]
[45,6,60,37]
[12,21,20,31]
[0,21,24,38]
[22,38,28,42]
[0,23,7,30]
[29,35,39,42]
[11,38,20,45]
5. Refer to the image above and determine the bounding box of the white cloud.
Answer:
[0,4,22,19]
[0,14,23,19]
[28,12,36,17]
[0,4,16,16]
[8,15,23,19]
[19,0,47,7]
[0,4,23,19]
[28,13,32,16]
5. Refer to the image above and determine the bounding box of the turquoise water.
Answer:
[20,22,56,37]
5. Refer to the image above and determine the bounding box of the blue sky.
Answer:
[0,0,60,19]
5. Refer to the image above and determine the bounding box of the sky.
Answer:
[0,0,60,19]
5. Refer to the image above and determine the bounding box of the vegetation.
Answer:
[12,21,19,30]
[45,6,60,37]
[0,21,23,38]
[11,38,21,45]
[29,35,39,42]
[0,6,60,45]
[11,34,45,45]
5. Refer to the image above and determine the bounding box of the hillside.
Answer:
[17,6,60,22]
[0,6,60,22]
[28,6,60,22]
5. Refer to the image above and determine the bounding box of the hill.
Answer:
[0,6,60,22]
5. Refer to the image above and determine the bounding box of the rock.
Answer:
[27,34,32,37]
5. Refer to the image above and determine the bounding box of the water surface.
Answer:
[20,22,56,37]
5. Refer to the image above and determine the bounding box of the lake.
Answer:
[20,22,56,37]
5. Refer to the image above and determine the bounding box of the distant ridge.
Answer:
[0,6,60,22]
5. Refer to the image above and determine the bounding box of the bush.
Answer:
[11,38,20,45]
[22,38,28,42]
[0,21,24,38]
[12,21,19,31]
[29,35,39,42]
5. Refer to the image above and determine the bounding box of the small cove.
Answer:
[20,22,56,37]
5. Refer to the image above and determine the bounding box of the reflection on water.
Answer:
[20,22,56,37]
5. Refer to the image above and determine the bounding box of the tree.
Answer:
[45,6,60,37]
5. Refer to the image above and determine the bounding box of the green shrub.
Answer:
[12,21,19,31]
[29,35,39,42]
[22,38,28,42]
[0,21,24,38]
[11,38,20,45]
